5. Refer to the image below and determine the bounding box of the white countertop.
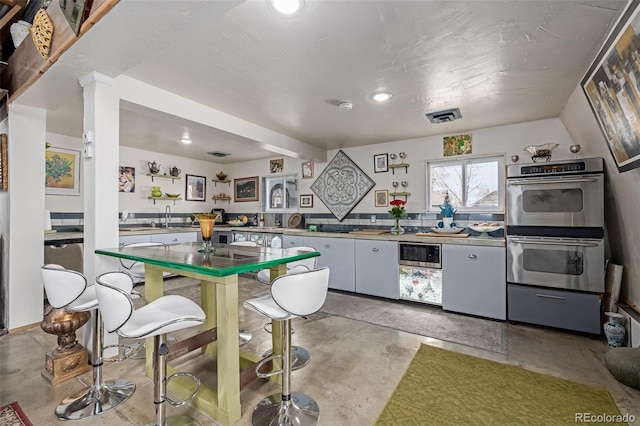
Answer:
[45,226,504,247]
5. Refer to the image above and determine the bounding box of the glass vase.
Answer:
[391,218,405,235]
[195,213,218,253]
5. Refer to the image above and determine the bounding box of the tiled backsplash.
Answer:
[51,211,504,236]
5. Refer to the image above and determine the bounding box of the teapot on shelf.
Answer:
[169,166,181,177]
[147,161,160,174]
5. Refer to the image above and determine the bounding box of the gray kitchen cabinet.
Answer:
[119,234,152,247]
[283,235,305,248]
[442,244,506,320]
[303,236,355,291]
[355,239,399,299]
[151,232,197,244]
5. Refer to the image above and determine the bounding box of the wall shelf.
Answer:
[148,196,181,205]
[389,191,411,201]
[388,163,409,174]
[212,179,231,186]
[212,196,232,204]
[147,173,181,183]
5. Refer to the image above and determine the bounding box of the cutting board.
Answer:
[120,227,154,232]
[416,232,469,238]
[348,229,390,235]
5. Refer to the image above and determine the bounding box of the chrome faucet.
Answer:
[164,205,171,228]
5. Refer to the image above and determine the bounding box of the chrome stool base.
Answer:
[252,392,319,426]
[240,329,253,347]
[55,379,136,420]
[145,414,200,426]
[261,346,310,371]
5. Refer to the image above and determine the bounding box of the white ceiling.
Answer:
[16,0,628,164]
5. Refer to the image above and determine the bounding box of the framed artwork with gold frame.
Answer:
[45,147,80,196]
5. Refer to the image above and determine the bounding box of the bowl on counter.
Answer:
[227,220,247,227]
[468,224,502,238]
[430,227,465,234]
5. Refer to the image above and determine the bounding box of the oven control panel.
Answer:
[507,157,603,178]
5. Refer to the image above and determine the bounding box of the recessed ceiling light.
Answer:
[371,91,392,102]
[179,129,192,144]
[268,0,303,15]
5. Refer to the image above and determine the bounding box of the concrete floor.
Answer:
[1,275,639,425]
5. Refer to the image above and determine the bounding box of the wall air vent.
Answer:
[208,151,231,158]
[425,108,462,124]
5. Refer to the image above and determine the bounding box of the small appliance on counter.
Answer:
[211,208,225,223]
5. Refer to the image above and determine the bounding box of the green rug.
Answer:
[376,344,625,426]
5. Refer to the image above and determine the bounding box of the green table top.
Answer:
[96,242,319,277]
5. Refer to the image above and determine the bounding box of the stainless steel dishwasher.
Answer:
[44,239,84,273]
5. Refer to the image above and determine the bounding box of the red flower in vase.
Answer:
[389,199,406,219]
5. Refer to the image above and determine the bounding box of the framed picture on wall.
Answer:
[119,166,135,192]
[45,147,80,196]
[581,0,640,172]
[185,174,206,201]
[301,161,313,179]
[374,153,388,173]
[234,176,259,202]
[300,194,313,208]
[374,189,388,207]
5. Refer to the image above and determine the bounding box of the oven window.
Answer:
[523,248,583,275]
[522,188,583,213]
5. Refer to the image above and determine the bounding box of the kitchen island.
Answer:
[95,242,319,425]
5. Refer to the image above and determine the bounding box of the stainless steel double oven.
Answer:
[506,157,605,334]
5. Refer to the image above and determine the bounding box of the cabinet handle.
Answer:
[468,254,477,259]
[535,293,566,300]
[173,238,178,242]
[290,242,295,246]
[372,247,379,252]
[325,244,331,248]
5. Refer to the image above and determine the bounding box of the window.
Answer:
[426,155,505,213]
[262,175,298,212]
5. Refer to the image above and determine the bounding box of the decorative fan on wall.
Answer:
[310,150,374,221]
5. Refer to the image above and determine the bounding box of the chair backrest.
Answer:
[271,267,330,316]
[230,241,259,247]
[120,242,166,275]
[95,272,135,333]
[286,246,317,271]
[41,264,87,309]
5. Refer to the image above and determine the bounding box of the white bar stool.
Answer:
[96,272,206,426]
[256,246,318,370]
[244,267,330,426]
[230,241,261,346]
[41,264,136,420]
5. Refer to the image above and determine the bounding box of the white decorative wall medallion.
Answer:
[310,150,374,221]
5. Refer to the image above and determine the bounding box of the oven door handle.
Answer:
[509,238,600,247]
[507,177,599,185]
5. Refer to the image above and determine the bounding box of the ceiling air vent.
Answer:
[425,108,462,124]
[208,151,231,158]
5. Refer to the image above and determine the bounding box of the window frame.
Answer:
[426,154,505,214]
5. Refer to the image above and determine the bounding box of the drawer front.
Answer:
[283,235,305,247]
[508,284,601,334]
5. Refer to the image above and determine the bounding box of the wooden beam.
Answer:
[1,0,120,101]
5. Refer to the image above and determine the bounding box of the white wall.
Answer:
[560,86,640,309]
[47,118,576,219]
[224,118,574,216]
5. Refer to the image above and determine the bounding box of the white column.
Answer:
[79,72,120,355]
[7,104,46,329]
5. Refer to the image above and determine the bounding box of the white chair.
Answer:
[231,241,260,346]
[244,267,330,426]
[119,242,172,284]
[256,246,318,371]
[255,246,317,285]
[41,264,136,420]
[119,241,173,358]
[96,272,206,426]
